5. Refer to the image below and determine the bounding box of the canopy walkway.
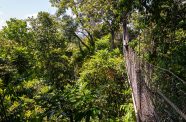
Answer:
[124,47,186,121]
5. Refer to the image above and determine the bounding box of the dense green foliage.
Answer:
[0,15,134,121]
[0,0,185,121]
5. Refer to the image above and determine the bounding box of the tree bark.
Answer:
[74,33,90,51]
[110,30,115,50]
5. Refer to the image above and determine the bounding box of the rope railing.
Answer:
[156,90,186,120]
[125,48,186,121]
[145,62,186,85]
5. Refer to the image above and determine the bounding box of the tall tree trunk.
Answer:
[122,17,158,122]
[110,30,115,50]
[77,38,84,54]
[69,113,74,122]
[74,33,90,51]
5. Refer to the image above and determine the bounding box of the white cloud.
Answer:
[66,8,76,18]
[0,11,6,29]
[0,11,3,16]
[0,19,6,29]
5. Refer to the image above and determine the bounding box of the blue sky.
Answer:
[0,0,56,29]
